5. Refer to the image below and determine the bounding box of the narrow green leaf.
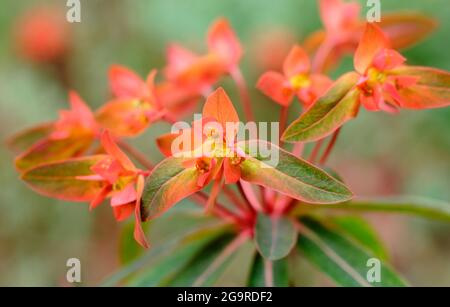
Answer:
[297,217,407,287]
[128,226,226,286]
[15,135,94,172]
[247,253,289,287]
[238,140,353,204]
[165,232,243,286]
[119,221,152,265]
[329,216,388,261]
[21,155,108,202]
[297,197,450,222]
[255,213,297,261]
[141,157,203,220]
[102,221,230,286]
[7,123,53,154]
[282,72,360,143]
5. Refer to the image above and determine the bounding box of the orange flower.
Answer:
[15,7,70,63]
[87,131,149,248]
[354,23,450,112]
[257,45,332,107]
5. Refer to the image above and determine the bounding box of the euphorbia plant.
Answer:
[8,1,450,287]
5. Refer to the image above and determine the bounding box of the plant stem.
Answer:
[193,230,250,286]
[117,140,153,170]
[231,67,254,122]
[264,260,274,287]
[192,192,243,225]
[319,128,341,165]
[239,180,264,212]
[309,139,324,164]
[279,106,289,145]
[223,185,252,216]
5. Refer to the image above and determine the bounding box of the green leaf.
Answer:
[247,253,289,287]
[238,140,353,204]
[297,217,407,287]
[254,213,297,261]
[128,226,227,286]
[282,72,360,143]
[165,232,248,286]
[329,216,388,261]
[21,155,108,202]
[15,135,94,172]
[298,197,450,222]
[141,157,203,220]
[103,221,229,286]
[119,221,151,265]
[7,123,53,154]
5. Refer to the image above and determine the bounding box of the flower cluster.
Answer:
[10,0,449,251]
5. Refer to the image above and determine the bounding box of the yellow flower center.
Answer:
[367,68,387,86]
[289,74,311,90]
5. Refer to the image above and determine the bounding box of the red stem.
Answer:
[231,67,254,122]
[309,139,324,164]
[117,140,153,170]
[319,128,341,165]
[279,106,289,142]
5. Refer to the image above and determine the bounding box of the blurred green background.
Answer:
[0,0,449,286]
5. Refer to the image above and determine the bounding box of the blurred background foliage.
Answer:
[0,0,449,286]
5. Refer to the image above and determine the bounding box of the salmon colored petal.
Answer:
[113,203,134,221]
[90,185,112,210]
[111,182,137,207]
[354,23,390,74]
[257,71,293,106]
[156,132,179,157]
[100,130,136,171]
[372,49,406,71]
[202,87,239,130]
[145,69,158,105]
[283,45,311,77]
[224,158,241,184]
[67,91,96,130]
[109,65,147,99]
[319,0,360,33]
[91,157,123,184]
[165,44,198,79]
[134,175,149,248]
[360,84,383,111]
[207,18,242,69]
[174,53,226,92]
[95,99,154,137]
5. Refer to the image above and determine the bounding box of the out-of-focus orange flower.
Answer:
[355,23,450,112]
[84,131,149,248]
[95,65,165,137]
[257,45,332,107]
[14,7,71,63]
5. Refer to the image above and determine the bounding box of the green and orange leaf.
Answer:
[15,135,94,172]
[21,155,108,202]
[389,66,450,109]
[282,72,360,143]
[237,140,353,204]
[141,157,205,220]
[380,13,438,50]
[7,123,53,154]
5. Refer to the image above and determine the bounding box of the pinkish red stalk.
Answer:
[231,67,255,122]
